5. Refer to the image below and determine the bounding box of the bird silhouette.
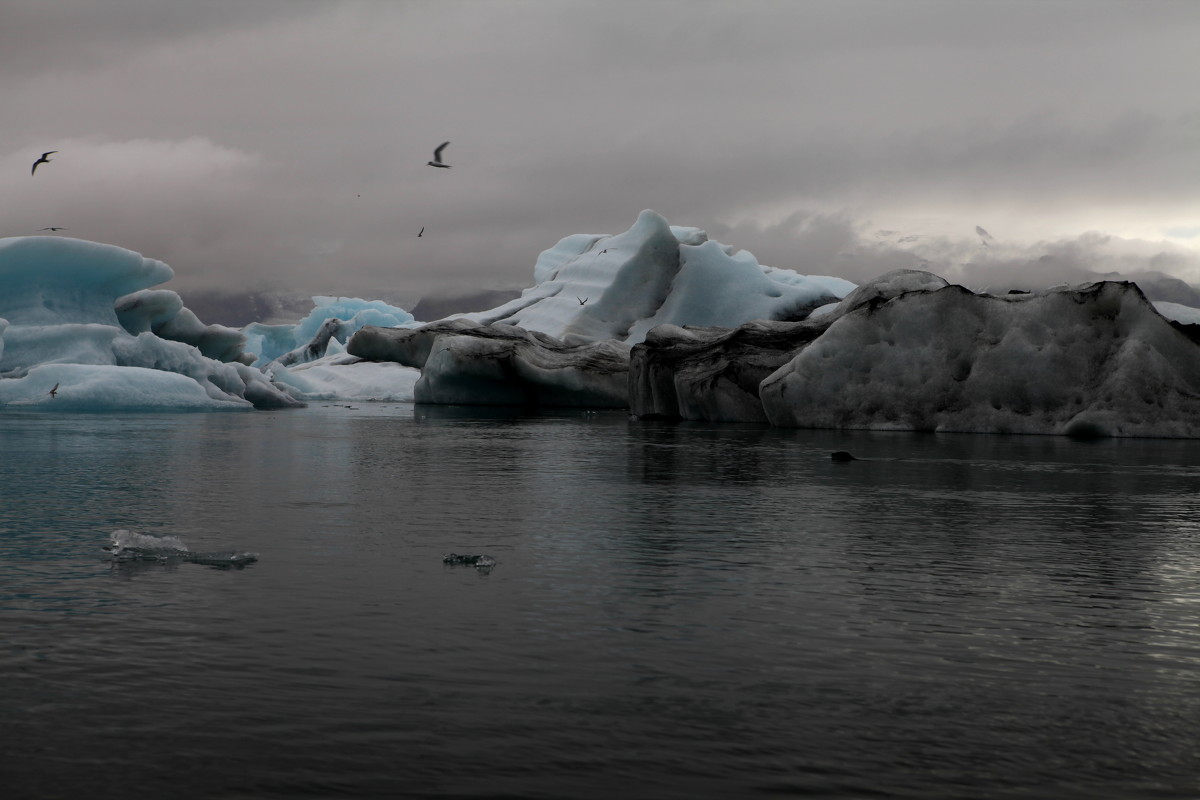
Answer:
[976,225,994,246]
[39,227,67,232]
[418,227,424,237]
[427,142,451,168]
[48,383,59,398]
[577,297,588,305]
[32,151,57,175]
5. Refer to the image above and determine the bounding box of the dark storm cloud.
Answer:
[2,0,1199,302]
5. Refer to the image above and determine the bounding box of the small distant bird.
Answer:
[48,383,59,398]
[418,227,424,237]
[577,296,588,305]
[976,225,994,246]
[31,151,57,175]
[599,249,610,254]
[39,227,67,232]
[427,142,451,168]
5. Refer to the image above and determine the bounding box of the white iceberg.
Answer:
[267,353,420,402]
[449,209,853,345]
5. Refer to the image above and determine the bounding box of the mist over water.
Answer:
[3,406,1200,799]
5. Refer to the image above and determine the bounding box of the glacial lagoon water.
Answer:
[2,404,1200,799]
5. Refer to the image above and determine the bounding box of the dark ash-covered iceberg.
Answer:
[631,269,1200,437]
[760,278,1200,437]
[629,270,948,423]
[351,322,629,408]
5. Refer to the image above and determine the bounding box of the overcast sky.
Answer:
[3,0,1199,302]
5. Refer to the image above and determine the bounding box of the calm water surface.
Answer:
[2,405,1200,799]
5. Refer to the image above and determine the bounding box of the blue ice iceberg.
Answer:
[0,236,299,411]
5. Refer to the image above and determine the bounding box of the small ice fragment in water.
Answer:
[443,553,497,568]
[104,529,190,561]
[104,529,257,568]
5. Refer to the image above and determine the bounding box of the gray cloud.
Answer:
[2,0,1199,304]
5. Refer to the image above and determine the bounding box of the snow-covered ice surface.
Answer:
[0,236,299,411]
[268,354,420,402]
[449,209,853,345]
[1154,300,1200,326]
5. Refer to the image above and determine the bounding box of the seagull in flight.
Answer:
[32,151,57,175]
[427,142,451,168]
[39,227,67,232]
[577,296,588,305]
[48,383,59,398]
[418,227,424,237]
[976,225,995,246]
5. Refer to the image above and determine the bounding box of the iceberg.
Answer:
[414,323,630,407]
[347,210,853,407]
[243,296,416,367]
[12,216,1200,437]
[630,269,1200,436]
[0,236,300,411]
[351,317,632,409]
[266,353,420,402]
[759,277,1200,437]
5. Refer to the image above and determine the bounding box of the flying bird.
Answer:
[418,227,424,237]
[427,142,451,168]
[976,225,994,246]
[31,151,57,175]
[39,227,67,232]
[577,297,588,305]
[48,383,59,398]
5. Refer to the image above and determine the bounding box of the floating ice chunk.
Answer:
[443,553,497,569]
[268,353,420,402]
[104,529,257,568]
[0,236,298,411]
[0,364,253,410]
[243,296,416,366]
[105,529,190,558]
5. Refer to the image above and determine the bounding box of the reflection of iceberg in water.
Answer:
[104,529,258,569]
